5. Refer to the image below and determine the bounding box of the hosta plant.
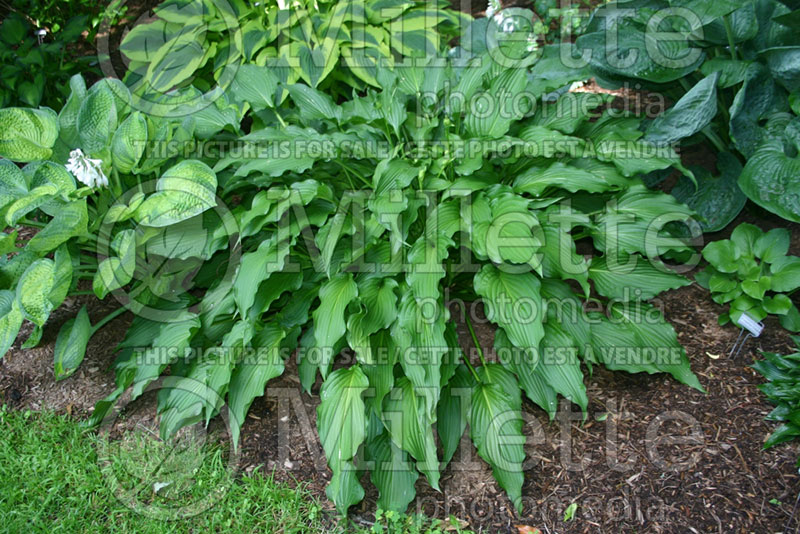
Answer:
[753,336,800,464]
[113,0,466,107]
[1,29,704,517]
[577,0,800,228]
[696,224,800,332]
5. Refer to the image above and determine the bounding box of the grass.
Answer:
[0,406,473,534]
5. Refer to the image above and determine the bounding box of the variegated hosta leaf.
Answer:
[16,259,55,327]
[136,160,218,227]
[53,305,92,380]
[0,107,59,162]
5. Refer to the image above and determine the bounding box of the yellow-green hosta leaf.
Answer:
[27,200,88,253]
[0,158,28,210]
[0,107,59,162]
[0,289,22,359]
[49,244,73,308]
[53,305,92,380]
[111,111,148,174]
[136,160,218,227]
[78,83,118,155]
[93,256,133,299]
[16,259,55,327]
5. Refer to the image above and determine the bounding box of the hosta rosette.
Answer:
[86,50,704,515]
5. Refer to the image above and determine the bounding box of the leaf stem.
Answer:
[91,306,128,334]
[722,15,738,61]
[464,313,487,367]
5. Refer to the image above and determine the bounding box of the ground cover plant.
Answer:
[0,0,725,519]
[696,223,800,331]
[577,0,800,229]
[753,337,800,462]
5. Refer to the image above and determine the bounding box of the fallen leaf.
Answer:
[515,526,542,534]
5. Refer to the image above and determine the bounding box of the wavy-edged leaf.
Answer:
[53,305,92,380]
[16,259,54,326]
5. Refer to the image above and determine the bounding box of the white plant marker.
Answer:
[729,312,765,358]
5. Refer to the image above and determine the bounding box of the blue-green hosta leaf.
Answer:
[0,158,28,210]
[366,431,419,513]
[474,264,545,359]
[137,160,218,227]
[576,23,704,83]
[762,45,800,93]
[317,366,369,515]
[383,377,440,491]
[590,303,704,391]
[729,64,782,158]
[78,82,117,155]
[58,74,87,148]
[111,111,148,174]
[738,141,800,223]
[0,289,22,359]
[589,255,691,301]
[700,58,752,88]
[313,273,358,365]
[0,107,59,162]
[671,152,745,232]
[469,364,525,513]
[16,259,54,327]
[645,72,719,146]
[228,323,287,448]
[53,305,92,380]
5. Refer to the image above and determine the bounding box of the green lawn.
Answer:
[0,407,471,534]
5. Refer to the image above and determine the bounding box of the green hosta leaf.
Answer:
[383,377,440,491]
[366,431,419,513]
[780,305,800,332]
[770,256,800,292]
[764,294,793,315]
[111,111,147,174]
[729,64,782,158]
[16,259,55,327]
[317,366,369,515]
[230,64,279,111]
[645,72,719,145]
[671,153,745,232]
[228,324,287,448]
[589,255,690,301]
[137,160,218,227]
[738,141,800,223]
[702,240,741,273]
[464,68,527,138]
[0,107,59,162]
[313,273,358,365]
[590,303,704,391]
[514,162,611,196]
[78,82,117,155]
[474,264,544,358]
[730,224,763,257]
[0,289,22,358]
[355,277,398,336]
[539,322,588,412]
[495,327,557,418]
[469,364,525,513]
[58,74,87,147]
[755,228,791,264]
[233,234,295,317]
[287,84,342,123]
[53,305,92,380]
[742,276,771,300]
[438,364,475,467]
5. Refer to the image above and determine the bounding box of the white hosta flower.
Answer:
[65,149,109,189]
